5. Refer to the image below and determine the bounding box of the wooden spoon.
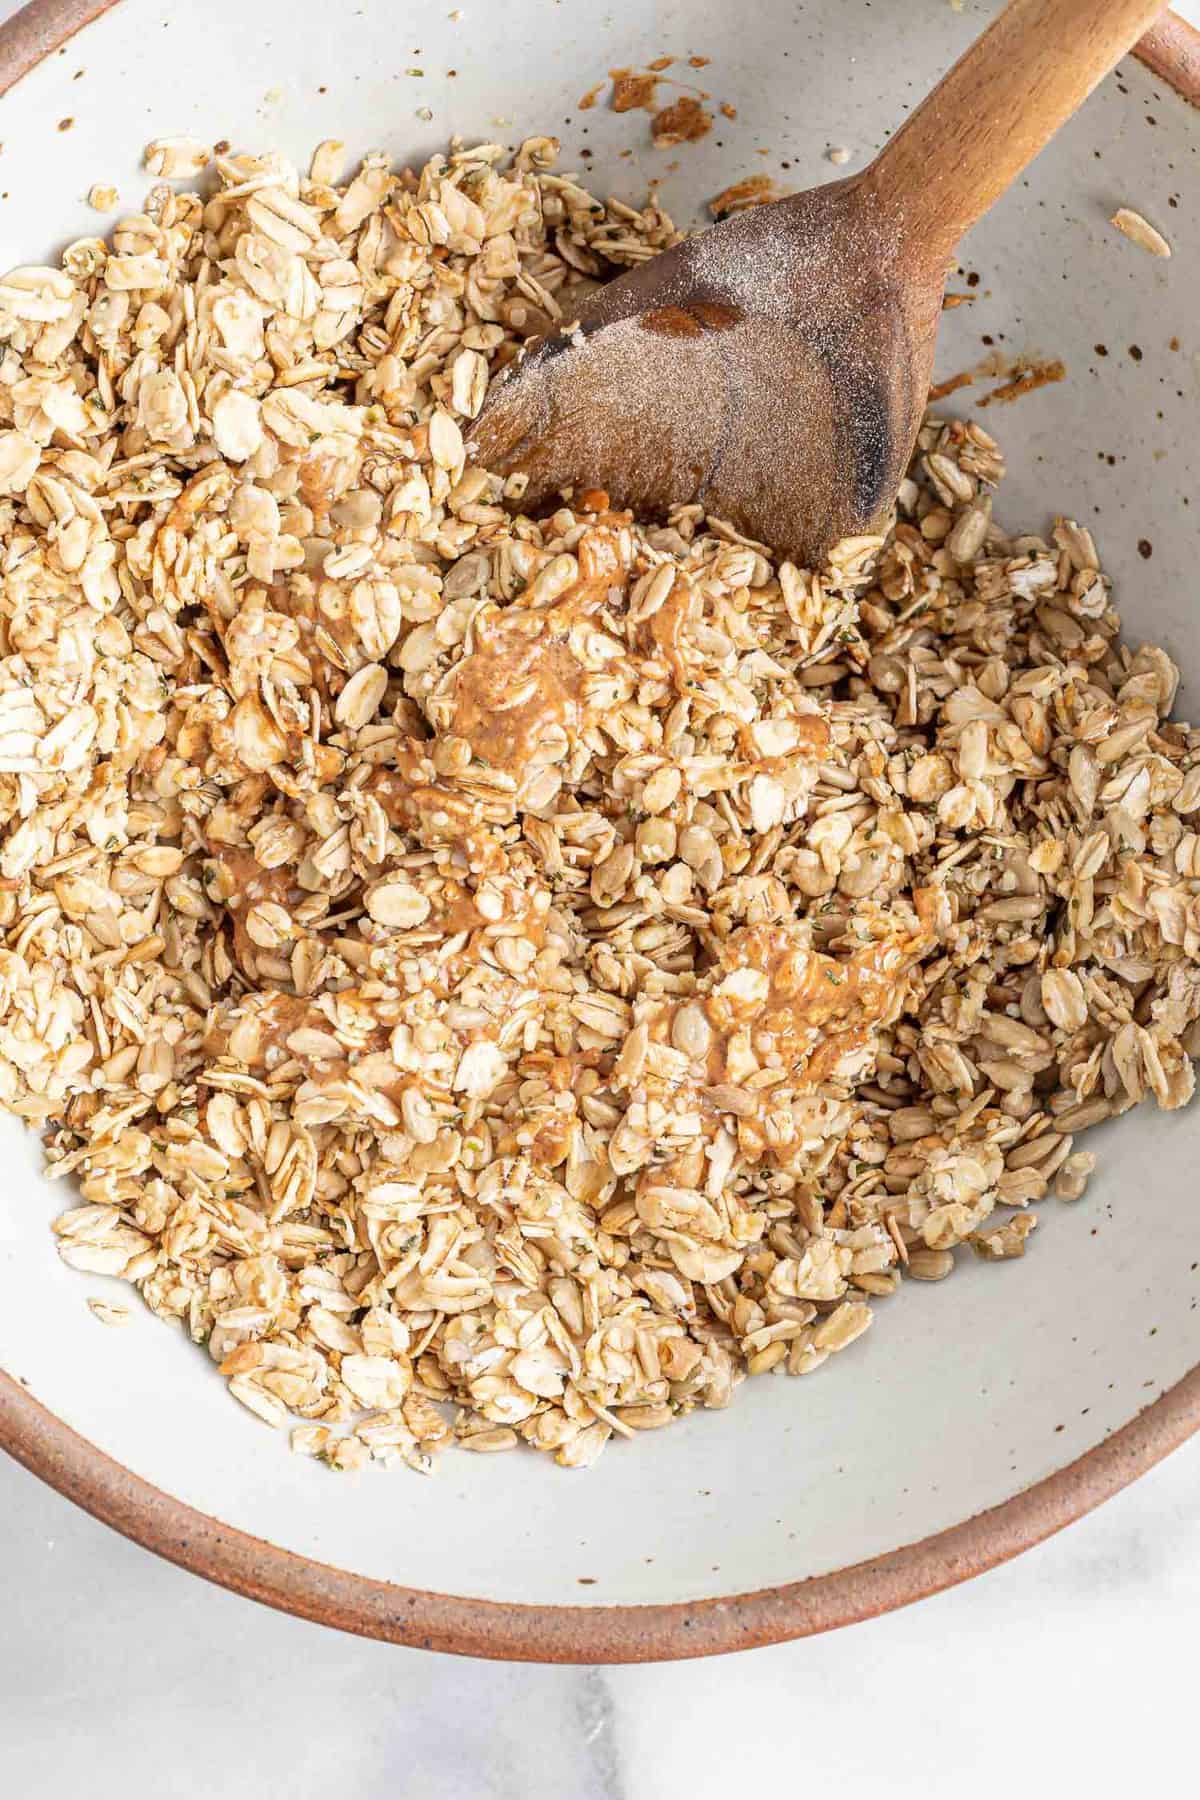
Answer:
[470,0,1165,564]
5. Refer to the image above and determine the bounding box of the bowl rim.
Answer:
[7,1358,1200,1661]
[0,0,1198,1663]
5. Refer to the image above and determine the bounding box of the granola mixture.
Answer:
[2,137,1199,1473]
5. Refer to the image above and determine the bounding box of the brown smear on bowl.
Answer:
[929,349,1067,408]
[977,357,1066,407]
[600,64,720,145]
[609,68,660,113]
[708,173,786,217]
[927,369,976,402]
[651,95,712,147]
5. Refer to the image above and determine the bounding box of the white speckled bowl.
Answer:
[1,0,1199,1662]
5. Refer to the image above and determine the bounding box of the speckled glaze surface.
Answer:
[0,0,1198,1662]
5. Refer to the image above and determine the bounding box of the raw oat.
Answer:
[87,1297,133,1326]
[1110,207,1172,258]
[3,133,1199,1475]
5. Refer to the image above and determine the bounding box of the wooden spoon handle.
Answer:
[864,0,1166,265]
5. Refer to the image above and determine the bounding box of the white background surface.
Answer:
[3,1,1200,1794]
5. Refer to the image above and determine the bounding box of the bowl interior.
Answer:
[0,0,1197,1616]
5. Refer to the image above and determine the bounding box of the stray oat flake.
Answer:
[1110,206,1172,258]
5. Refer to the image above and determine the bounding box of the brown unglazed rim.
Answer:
[1,0,1199,1663]
[6,1362,1200,1661]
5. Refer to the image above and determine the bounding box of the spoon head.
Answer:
[469,180,945,566]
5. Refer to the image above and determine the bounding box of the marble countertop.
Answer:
[4,2,1200,1793]
[6,1438,1200,1797]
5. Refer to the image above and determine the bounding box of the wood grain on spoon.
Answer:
[469,0,1165,566]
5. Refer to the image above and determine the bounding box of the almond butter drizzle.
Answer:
[206,989,400,1090]
[205,864,530,1097]
[207,521,856,1137]
[449,623,586,775]
[704,924,916,1086]
[446,523,626,777]
[366,744,483,837]
[205,836,502,1029]
[650,919,929,1114]
[204,847,300,963]
[736,714,832,762]
[640,579,692,690]
[296,445,346,530]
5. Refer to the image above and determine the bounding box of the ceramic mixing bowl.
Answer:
[0,0,1198,1661]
